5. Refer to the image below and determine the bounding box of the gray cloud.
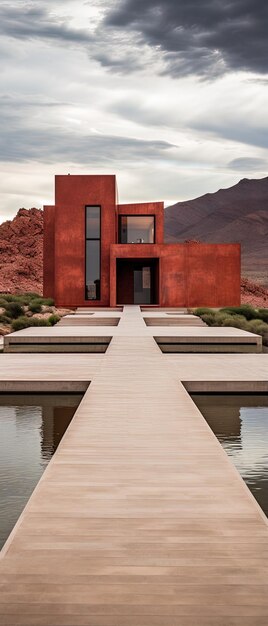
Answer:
[191,119,268,150]
[0,94,68,109]
[108,98,172,127]
[0,3,91,44]
[228,157,268,171]
[0,115,177,164]
[104,0,268,77]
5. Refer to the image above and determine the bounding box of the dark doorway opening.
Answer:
[116,258,159,305]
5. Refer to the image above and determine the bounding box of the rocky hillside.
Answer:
[165,176,268,286]
[0,208,43,294]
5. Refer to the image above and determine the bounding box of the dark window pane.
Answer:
[86,240,100,300]
[86,206,100,239]
[120,216,128,244]
[120,216,154,243]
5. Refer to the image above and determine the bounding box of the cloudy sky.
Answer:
[0,0,268,221]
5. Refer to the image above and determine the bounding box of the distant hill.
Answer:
[165,176,268,286]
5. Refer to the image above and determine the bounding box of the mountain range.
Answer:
[165,176,268,287]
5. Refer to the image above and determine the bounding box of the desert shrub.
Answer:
[12,316,51,331]
[200,313,216,326]
[1,294,27,304]
[15,293,42,305]
[0,297,9,308]
[48,314,60,326]
[213,311,236,325]
[41,297,54,306]
[215,314,237,327]
[0,294,28,306]
[21,292,41,299]
[247,319,268,337]
[29,297,54,311]
[220,305,259,320]
[29,299,42,313]
[194,307,214,316]
[221,315,249,330]
[257,309,268,323]
[15,295,35,305]
[11,316,33,331]
[5,302,24,319]
[0,293,53,307]
[0,314,11,325]
[0,294,17,302]
[31,318,50,327]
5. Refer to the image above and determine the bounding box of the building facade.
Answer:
[43,174,241,307]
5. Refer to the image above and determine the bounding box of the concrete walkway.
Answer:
[1,306,268,624]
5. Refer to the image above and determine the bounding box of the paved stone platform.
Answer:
[3,319,262,353]
[0,306,268,625]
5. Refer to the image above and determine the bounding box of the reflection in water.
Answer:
[192,394,268,518]
[0,394,83,549]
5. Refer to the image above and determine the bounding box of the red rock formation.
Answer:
[241,277,268,308]
[0,208,43,294]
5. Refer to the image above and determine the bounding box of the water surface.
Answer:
[192,394,268,517]
[0,393,83,549]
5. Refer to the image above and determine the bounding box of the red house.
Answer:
[43,174,241,308]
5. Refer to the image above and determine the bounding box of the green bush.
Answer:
[29,297,54,311]
[213,311,229,322]
[29,299,42,313]
[194,307,214,316]
[0,294,31,306]
[200,313,216,326]
[12,316,51,331]
[215,313,237,327]
[0,297,9,308]
[41,297,54,306]
[16,293,40,305]
[0,294,17,302]
[11,316,33,331]
[0,293,53,307]
[31,318,50,327]
[48,314,60,326]
[1,294,27,304]
[5,302,25,319]
[21,292,41,299]
[0,314,11,325]
[247,319,268,337]
[221,315,249,331]
[220,305,259,320]
[257,308,268,323]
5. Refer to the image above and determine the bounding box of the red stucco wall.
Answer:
[110,243,241,307]
[54,175,116,307]
[43,206,55,299]
[185,243,241,307]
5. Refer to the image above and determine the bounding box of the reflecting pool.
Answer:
[192,394,268,517]
[0,393,83,549]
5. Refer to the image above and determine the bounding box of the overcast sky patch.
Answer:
[0,0,267,218]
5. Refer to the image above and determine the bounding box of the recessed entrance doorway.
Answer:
[116,259,159,305]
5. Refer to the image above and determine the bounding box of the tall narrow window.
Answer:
[85,206,101,300]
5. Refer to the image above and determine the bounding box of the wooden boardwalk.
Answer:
[1,306,268,624]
